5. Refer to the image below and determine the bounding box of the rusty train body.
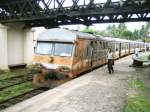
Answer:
[33,28,145,87]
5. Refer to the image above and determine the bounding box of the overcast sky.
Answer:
[60,22,146,31]
[40,0,125,8]
[35,22,146,35]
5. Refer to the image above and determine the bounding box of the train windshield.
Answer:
[36,42,74,56]
[53,43,74,57]
[36,43,53,55]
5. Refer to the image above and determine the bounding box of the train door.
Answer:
[126,42,129,55]
[129,42,131,54]
[98,41,104,65]
[90,41,95,67]
[124,42,126,55]
[85,41,94,68]
[115,42,120,59]
[134,43,136,53]
[119,43,121,57]
[130,42,134,53]
[103,41,108,64]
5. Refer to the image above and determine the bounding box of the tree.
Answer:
[81,22,150,41]
[81,27,96,34]
[133,29,140,40]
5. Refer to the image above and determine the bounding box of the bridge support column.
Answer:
[0,23,35,70]
[24,29,35,66]
[0,24,8,69]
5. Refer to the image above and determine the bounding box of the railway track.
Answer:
[0,69,34,81]
[0,68,70,110]
[0,75,33,91]
[0,88,48,110]
[0,74,31,81]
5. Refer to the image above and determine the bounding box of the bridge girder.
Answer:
[0,0,150,27]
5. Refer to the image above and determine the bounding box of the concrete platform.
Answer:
[2,56,136,112]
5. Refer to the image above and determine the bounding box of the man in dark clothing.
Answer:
[107,48,114,74]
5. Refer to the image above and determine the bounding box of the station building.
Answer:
[0,23,35,70]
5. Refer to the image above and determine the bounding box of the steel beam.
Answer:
[0,0,150,27]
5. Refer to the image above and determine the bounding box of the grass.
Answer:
[123,94,150,112]
[123,79,150,112]
[0,68,31,81]
[129,79,145,91]
[0,75,31,89]
[0,81,35,103]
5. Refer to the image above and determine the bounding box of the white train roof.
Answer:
[98,36,139,43]
[97,36,129,42]
[37,28,96,42]
[37,28,144,44]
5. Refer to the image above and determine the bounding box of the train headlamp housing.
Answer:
[48,57,54,63]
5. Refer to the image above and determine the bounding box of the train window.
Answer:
[94,41,97,50]
[36,42,52,55]
[122,43,125,50]
[125,44,127,49]
[99,41,102,49]
[53,43,74,57]
[115,43,119,51]
[105,42,108,49]
[103,42,106,49]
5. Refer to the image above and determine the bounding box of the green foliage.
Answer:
[123,94,150,112]
[81,27,96,34]
[81,22,150,41]
[130,79,145,91]
[123,79,150,112]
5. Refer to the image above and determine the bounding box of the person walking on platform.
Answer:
[107,48,114,74]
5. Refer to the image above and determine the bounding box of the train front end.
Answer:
[32,29,76,87]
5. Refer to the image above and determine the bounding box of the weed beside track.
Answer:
[0,75,32,91]
[0,87,48,110]
[0,68,70,111]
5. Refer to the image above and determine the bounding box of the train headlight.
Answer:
[48,57,54,63]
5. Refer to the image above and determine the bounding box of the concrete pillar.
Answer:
[0,24,8,69]
[0,23,35,69]
[7,23,24,65]
[23,29,35,65]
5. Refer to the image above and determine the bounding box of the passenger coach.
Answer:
[33,28,145,87]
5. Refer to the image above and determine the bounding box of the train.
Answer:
[32,28,145,87]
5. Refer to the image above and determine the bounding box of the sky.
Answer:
[60,22,146,32]
[39,0,125,8]
[35,22,146,35]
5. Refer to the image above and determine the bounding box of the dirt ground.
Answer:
[3,55,150,112]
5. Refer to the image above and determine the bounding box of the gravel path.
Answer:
[3,56,142,112]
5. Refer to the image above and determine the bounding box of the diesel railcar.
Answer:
[33,28,145,87]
